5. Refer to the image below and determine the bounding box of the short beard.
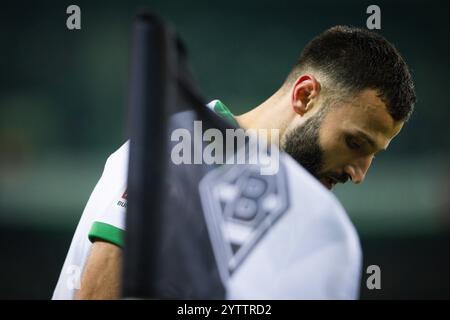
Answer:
[282,107,329,179]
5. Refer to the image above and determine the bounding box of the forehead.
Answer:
[328,89,404,149]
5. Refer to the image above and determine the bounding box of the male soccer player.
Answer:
[53,26,416,299]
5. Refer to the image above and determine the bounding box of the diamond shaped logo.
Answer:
[199,163,289,283]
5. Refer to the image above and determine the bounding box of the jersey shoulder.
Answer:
[102,140,129,182]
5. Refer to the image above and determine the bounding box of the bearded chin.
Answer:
[281,115,325,180]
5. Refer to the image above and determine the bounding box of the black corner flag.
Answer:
[122,12,228,299]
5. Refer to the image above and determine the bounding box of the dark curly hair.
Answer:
[285,26,416,122]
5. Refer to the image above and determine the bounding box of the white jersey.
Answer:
[52,100,362,300]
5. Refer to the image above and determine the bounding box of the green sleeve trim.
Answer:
[88,221,124,248]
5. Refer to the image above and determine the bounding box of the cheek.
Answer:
[318,127,347,170]
[318,112,343,155]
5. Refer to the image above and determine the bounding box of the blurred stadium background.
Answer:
[1,0,449,299]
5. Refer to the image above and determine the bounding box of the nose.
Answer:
[344,155,374,184]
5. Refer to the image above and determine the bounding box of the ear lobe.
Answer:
[292,98,308,116]
[291,74,321,116]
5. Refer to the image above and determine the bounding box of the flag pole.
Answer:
[122,12,176,298]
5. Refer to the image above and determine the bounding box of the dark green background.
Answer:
[1,0,449,299]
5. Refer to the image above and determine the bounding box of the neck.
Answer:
[234,88,296,146]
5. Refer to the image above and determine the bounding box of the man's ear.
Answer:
[291,74,321,116]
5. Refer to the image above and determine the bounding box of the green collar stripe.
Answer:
[213,100,239,127]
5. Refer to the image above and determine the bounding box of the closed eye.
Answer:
[346,136,362,150]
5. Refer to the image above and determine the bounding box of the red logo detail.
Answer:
[122,190,128,200]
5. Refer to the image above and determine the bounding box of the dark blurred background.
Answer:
[1,0,449,299]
